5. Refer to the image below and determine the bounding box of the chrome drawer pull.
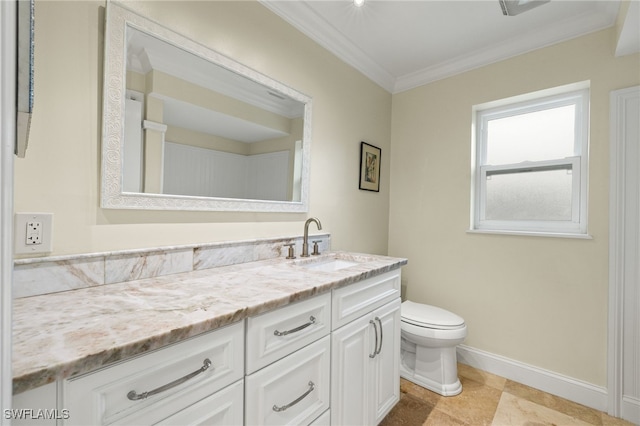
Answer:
[375,317,383,355]
[272,381,315,412]
[369,319,379,358]
[127,358,212,401]
[274,316,316,336]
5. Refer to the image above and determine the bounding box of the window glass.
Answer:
[485,168,573,221]
[485,105,575,165]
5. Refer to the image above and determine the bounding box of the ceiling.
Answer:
[261,0,637,94]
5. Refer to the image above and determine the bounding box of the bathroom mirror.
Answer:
[101,2,311,211]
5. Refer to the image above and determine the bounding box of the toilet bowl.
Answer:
[400,300,467,396]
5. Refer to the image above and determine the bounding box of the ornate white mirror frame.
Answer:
[101,2,312,212]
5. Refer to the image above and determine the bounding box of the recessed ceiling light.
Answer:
[354,0,365,8]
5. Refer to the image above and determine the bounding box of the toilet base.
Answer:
[400,338,462,396]
[400,365,463,396]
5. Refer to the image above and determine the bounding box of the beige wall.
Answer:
[388,28,640,386]
[14,1,392,257]
[16,0,638,391]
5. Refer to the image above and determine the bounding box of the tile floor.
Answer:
[380,364,636,426]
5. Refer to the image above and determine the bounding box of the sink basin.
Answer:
[301,258,360,272]
[293,253,377,272]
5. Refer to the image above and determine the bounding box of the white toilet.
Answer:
[400,300,467,396]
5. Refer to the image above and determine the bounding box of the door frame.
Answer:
[608,85,640,422]
[0,0,16,421]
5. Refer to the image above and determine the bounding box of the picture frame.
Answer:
[359,142,381,192]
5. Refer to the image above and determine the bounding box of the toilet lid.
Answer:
[401,301,465,329]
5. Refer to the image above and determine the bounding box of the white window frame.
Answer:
[471,87,590,237]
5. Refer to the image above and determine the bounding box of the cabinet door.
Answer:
[331,298,401,426]
[371,298,401,424]
[330,313,375,426]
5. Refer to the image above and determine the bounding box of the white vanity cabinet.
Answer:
[330,270,401,426]
[62,321,244,425]
[245,293,331,425]
[13,266,405,426]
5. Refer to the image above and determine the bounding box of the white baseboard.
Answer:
[456,344,608,412]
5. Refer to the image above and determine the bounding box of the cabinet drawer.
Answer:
[246,293,330,373]
[245,336,330,426]
[156,379,243,426]
[332,270,400,330]
[310,409,330,425]
[63,321,244,425]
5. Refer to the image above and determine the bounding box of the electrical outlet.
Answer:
[25,221,42,245]
[15,213,53,254]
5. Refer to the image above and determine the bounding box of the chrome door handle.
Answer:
[375,317,383,355]
[272,381,315,412]
[127,358,212,401]
[369,319,379,358]
[274,316,316,336]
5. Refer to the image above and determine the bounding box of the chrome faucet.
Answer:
[301,217,322,257]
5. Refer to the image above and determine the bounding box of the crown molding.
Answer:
[261,1,619,95]
[615,0,640,57]
[394,4,619,93]
[260,0,396,92]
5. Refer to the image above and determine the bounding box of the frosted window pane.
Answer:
[486,105,575,165]
[485,169,573,221]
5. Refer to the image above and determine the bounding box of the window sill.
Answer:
[466,229,593,240]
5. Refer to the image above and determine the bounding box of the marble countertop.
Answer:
[13,252,407,394]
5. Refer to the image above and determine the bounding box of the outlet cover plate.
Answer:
[15,213,53,254]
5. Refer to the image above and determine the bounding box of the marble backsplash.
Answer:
[13,234,331,298]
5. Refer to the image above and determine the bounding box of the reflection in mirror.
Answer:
[102,2,311,211]
[124,27,305,202]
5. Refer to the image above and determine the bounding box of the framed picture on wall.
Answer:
[359,142,381,192]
